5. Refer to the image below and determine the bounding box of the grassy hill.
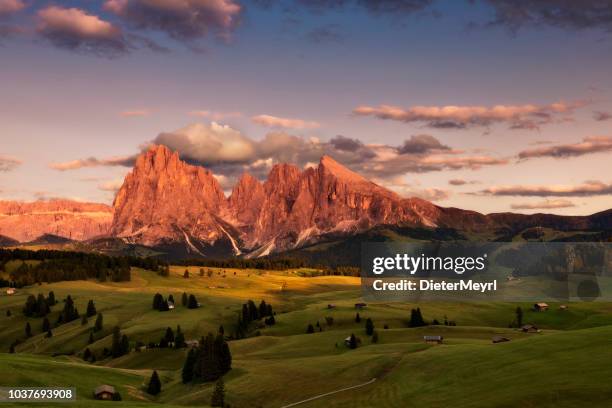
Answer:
[2,267,612,407]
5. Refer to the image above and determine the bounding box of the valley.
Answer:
[2,266,612,407]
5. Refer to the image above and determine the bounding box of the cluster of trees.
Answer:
[23,291,56,317]
[0,248,170,286]
[408,308,427,327]
[159,325,186,348]
[182,332,232,383]
[153,292,200,311]
[111,326,130,358]
[177,257,307,270]
[235,299,275,338]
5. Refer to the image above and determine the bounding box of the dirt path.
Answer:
[280,378,377,408]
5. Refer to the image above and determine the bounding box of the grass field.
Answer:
[2,266,612,407]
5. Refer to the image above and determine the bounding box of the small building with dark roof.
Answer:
[94,385,116,400]
[424,335,443,344]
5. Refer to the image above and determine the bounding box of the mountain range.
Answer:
[1,145,610,259]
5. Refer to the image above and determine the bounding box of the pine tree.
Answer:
[175,326,185,349]
[94,313,103,332]
[372,330,379,343]
[147,370,162,395]
[365,318,374,336]
[83,348,92,361]
[88,331,94,344]
[120,334,130,355]
[355,312,361,323]
[210,378,225,407]
[25,322,32,337]
[182,348,196,383]
[217,334,232,374]
[6,309,11,317]
[516,307,523,327]
[111,326,122,358]
[36,294,49,317]
[168,294,175,305]
[153,293,164,310]
[259,300,268,318]
[47,291,56,306]
[218,325,224,336]
[199,268,205,277]
[42,317,50,332]
[86,300,96,317]
[306,324,315,334]
[348,333,357,349]
[9,342,15,353]
[46,329,53,338]
[181,292,188,307]
[188,294,199,309]
[183,269,189,279]
[165,327,175,343]
[81,315,88,326]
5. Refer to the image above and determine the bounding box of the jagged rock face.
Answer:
[106,146,609,257]
[246,156,441,250]
[0,200,112,242]
[110,145,227,248]
[227,173,265,229]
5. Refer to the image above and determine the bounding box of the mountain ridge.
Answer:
[0,145,609,257]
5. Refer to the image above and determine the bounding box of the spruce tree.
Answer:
[210,378,225,407]
[372,330,379,343]
[83,348,91,361]
[89,331,94,344]
[365,318,374,336]
[306,324,315,334]
[181,292,188,307]
[218,325,224,336]
[168,294,175,305]
[348,333,357,349]
[81,315,88,326]
[355,312,361,323]
[183,269,189,279]
[147,370,162,395]
[42,317,50,332]
[47,291,56,306]
[9,342,15,353]
[175,326,185,349]
[86,300,96,317]
[217,334,232,374]
[153,293,163,310]
[259,300,268,318]
[188,294,199,309]
[120,334,130,355]
[516,307,523,327]
[94,313,103,332]
[165,327,175,343]
[182,348,196,383]
[6,309,11,317]
[25,322,32,337]
[111,326,122,357]
[46,329,53,338]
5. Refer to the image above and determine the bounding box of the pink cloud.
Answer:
[478,181,612,197]
[0,0,25,16]
[518,136,612,159]
[252,114,321,129]
[120,109,150,117]
[353,101,584,130]
[511,199,576,210]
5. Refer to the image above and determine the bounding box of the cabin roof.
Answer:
[94,385,116,395]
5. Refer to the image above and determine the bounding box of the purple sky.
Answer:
[0,0,611,215]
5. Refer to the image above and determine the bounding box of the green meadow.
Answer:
[1,266,612,407]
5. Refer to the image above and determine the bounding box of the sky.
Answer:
[0,0,610,215]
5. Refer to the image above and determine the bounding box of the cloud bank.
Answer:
[353,101,582,130]
[36,6,128,57]
[510,199,576,210]
[252,114,321,129]
[478,181,612,197]
[518,136,612,160]
[0,155,21,172]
